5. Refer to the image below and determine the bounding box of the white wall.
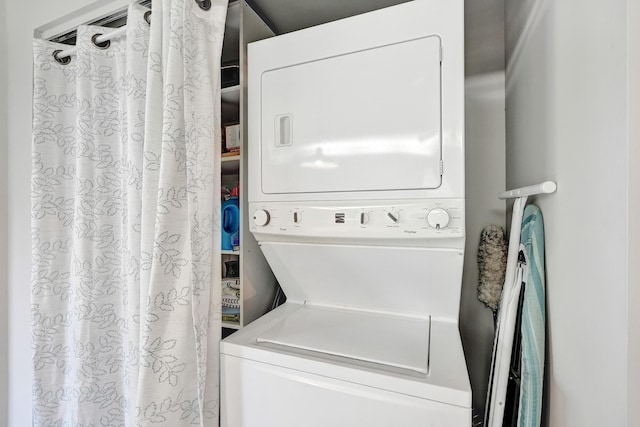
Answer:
[0,0,10,423]
[5,0,88,425]
[506,0,634,425]
[627,0,640,422]
[460,1,506,415]
[460,72,506,413]
[464,0,505,76]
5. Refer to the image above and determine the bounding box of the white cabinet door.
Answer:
[260,35,443,194]
[221,355,470,427]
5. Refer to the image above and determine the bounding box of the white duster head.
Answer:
[477,225,508,311]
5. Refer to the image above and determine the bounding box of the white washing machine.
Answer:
[220,1,469,425]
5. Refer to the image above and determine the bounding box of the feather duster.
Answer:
[477,225,508,312]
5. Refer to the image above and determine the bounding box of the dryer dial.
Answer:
[427,208,450,230]
[253,209,271,227]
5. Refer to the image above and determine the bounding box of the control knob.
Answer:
[427,208,450,230]
[386,210,400,224]
[360,212,369,225]
[253,209,270,227]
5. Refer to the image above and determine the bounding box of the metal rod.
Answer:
[56,25,128,60]
[498,181,557,200]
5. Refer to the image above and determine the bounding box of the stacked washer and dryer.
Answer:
[220,1,470,425]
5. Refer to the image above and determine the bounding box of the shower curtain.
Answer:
[31,0,227,425]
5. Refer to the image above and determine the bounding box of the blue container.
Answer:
[221,197,240,250]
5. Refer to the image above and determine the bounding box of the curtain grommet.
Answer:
[52,50,71,65]
[144,11,152,25]
[91,34,111,49]
[196,0,211,11]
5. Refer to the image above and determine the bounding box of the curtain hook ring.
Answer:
[196,0,211,11]
[52,50,71,65]
[144,11,152,25]
[91,34,111,49]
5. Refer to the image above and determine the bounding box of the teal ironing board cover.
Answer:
[518,205,546,426]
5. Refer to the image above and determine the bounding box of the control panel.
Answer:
[249,200,464,245]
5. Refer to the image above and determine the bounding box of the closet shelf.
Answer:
[222,322,241,330]
[221,84,240,104]
[218,0,276,333]
[221,156,240,174]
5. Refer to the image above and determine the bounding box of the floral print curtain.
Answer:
[31,0,227,425]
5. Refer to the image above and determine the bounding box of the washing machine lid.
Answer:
[259,242,465,321]
[256,305,430,373]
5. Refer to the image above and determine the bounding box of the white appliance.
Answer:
[220,1,470,425]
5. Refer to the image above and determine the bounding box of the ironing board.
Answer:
[485,200,546,427]
[517,205,546,426]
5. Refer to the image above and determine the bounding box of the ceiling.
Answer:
[248,0,505,76]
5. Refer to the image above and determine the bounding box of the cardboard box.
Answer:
[225,124,240,153]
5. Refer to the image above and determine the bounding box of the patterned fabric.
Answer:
[31,1,227,425]
[518,205,546,427]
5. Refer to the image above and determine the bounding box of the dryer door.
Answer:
[260,35,442,194]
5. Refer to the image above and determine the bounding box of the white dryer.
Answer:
[220,1,469,425]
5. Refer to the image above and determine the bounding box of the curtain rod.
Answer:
[55,26,128,61]
[44,0,152,45]
[52,0,217,61]
[498,181,557,199]
[53,7,154,62]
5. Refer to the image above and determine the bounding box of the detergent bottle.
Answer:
[221,184,240,250]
